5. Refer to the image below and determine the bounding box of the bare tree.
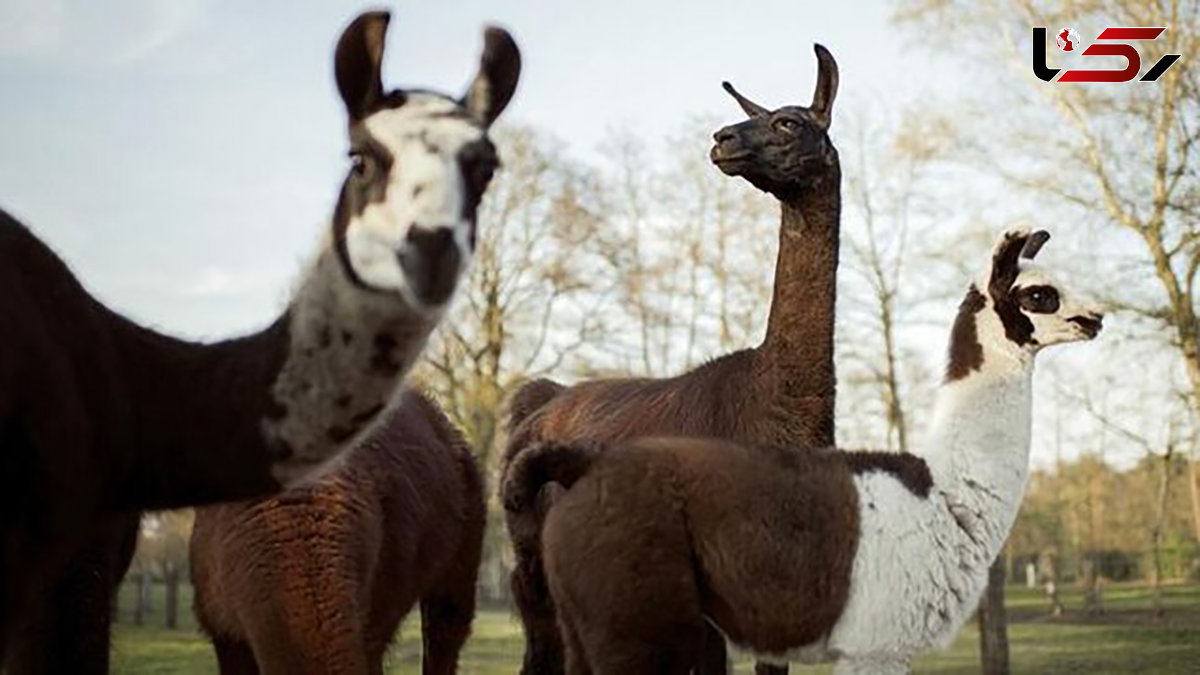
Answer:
[896,0,1200,417]
[592,121,777,377]
[417,126,613,601]
[840,110,950,453]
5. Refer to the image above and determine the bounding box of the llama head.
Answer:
[709,44,839,199]
[948,228,1103,380]
[331,11,520,310]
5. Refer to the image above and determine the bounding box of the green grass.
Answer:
[111,582,1200,674]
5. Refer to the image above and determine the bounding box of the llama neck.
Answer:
[923,358,1034,563]
[756,168,841,447]
[114,245,436,509]
[825,342,1036,660]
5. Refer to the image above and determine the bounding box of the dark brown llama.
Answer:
[0,10,518,673]
[191,389,485,675]
[500,46,841,675]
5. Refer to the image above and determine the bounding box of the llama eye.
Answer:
[774,118,799,133]
[1020,286,1060,313]
[350,152,375,181]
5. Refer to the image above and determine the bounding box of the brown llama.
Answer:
[0,10,518,673]
[500,46,841,675]
[190,389,484,675]
[509,229,1104,675]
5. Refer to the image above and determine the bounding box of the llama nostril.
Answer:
[1068,314,1103,338]
[714,129,735,144]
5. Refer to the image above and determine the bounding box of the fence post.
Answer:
[164,565,180,630]
[133,570,152,626]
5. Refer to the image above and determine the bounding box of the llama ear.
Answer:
[463,26,522,127]
[1020,230,1050,259]
[722,81,769,118]
[810,44,839,130]
[335,11,391,120]
[990,229,1031,291]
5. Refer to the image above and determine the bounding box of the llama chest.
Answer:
[821,472,991,659]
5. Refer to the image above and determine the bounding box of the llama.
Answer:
[0,10,519,672]
[190,389,484,675]
[506,228,1104,674]
[500,45,841,675]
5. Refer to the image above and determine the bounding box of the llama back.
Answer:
[503,349,764,466]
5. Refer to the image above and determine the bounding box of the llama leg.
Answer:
[6,564,114,675]
[581,636,699,675]
[245,604,367,675]
[543,487,705,675]
[557,611,592,675]
[510,547,566,675]
[4,516,135,675]
[419,589,475,675]
[695,623,729,674]
[421,508,483,675]
[212,637,260,675]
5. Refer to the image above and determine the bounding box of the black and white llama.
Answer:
[0,10,520,672]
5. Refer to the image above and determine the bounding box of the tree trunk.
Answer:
[978,553,1010,675]
[1082,557,1104,616]
[1151,442,1176,618]
[1189,452,1200,544]
[164,565,180,630]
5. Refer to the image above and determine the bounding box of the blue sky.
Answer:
[0,0,966,338]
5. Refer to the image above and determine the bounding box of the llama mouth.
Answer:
[397,240,461,307]
[1068,315,1103,339]
[710,146,751,165]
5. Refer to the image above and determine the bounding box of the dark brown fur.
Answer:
[945,285,986,382]
[501,48,843,675]
[0,209,296,672]
[530,438,863,674]
[191,390,485,675]
[842,450,932,498]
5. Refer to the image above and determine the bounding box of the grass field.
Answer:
[111,581,1200,674]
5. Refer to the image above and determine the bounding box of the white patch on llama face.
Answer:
[343,93,485,309]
